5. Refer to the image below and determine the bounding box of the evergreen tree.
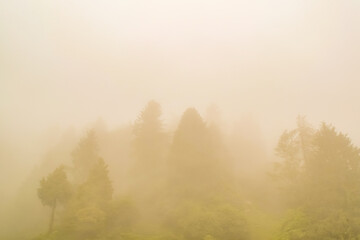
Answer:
[130,100,168,233]
[168,108,231,200]
[165,109,248,239]
[72,130,99,183]
[78,158,113,205]
[132,100,166,170]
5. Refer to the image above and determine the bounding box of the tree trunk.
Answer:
[48,199,57,234]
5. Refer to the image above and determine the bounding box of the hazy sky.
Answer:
[1,0,360,150]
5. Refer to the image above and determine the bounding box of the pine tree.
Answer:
[165,109,249,240]
[132,100,166,170]
[78,158,113,205]
[168,108,228,200]
[131,100,167,199]
[72,130,99,183]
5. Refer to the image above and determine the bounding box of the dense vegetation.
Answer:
[2,101,360,240]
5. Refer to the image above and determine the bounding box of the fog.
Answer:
[1,1,360,240]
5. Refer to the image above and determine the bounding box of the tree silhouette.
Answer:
[72,130,99,183]
[38,165,71,234]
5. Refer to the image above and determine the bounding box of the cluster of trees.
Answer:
[274,117,360,239]
[32,102,360,240]
[35,101,248,240]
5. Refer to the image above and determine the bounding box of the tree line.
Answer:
[34,101,360,240]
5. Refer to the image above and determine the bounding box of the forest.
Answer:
[1,100,359,240]
[2,1,360,239]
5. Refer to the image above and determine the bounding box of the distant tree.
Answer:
[273,116,314,206]
[168,108,230,200]
[132,100,166,170]
[275,116,314,177]
[162,108,250,240]
[304,124,360,209]
[38,165,71,234]
[78,158,113,205]
[131,101,167,194]
[275,122,360,239]
[296,116,314,163]
[72,130,99,183]
[205,104,226,160]
[130,100,168,231]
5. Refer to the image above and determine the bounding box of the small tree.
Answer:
[38,165,71,234]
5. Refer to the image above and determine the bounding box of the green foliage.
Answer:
[275,121,360,240]
[37,165,72,234]
[165,201,249,240]
[38,165,72,208]
[57,158,116,239]
[276,209,309,240]
[245,204,281,240]
[32,112,360,240]
[78,158,113,204]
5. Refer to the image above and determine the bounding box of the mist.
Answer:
[1,1,360,240]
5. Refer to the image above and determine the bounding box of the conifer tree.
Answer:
[131,100,167,202]
[166,109,249,240]
[72,130,99,183]
[168,108,228,199]
[132,100,166,170]
[78,158,113,205]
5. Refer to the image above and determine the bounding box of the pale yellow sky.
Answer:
[1,0,360,150]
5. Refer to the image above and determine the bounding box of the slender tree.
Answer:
[38,165,71,234]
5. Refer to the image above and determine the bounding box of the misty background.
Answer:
[1,1,360,238]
